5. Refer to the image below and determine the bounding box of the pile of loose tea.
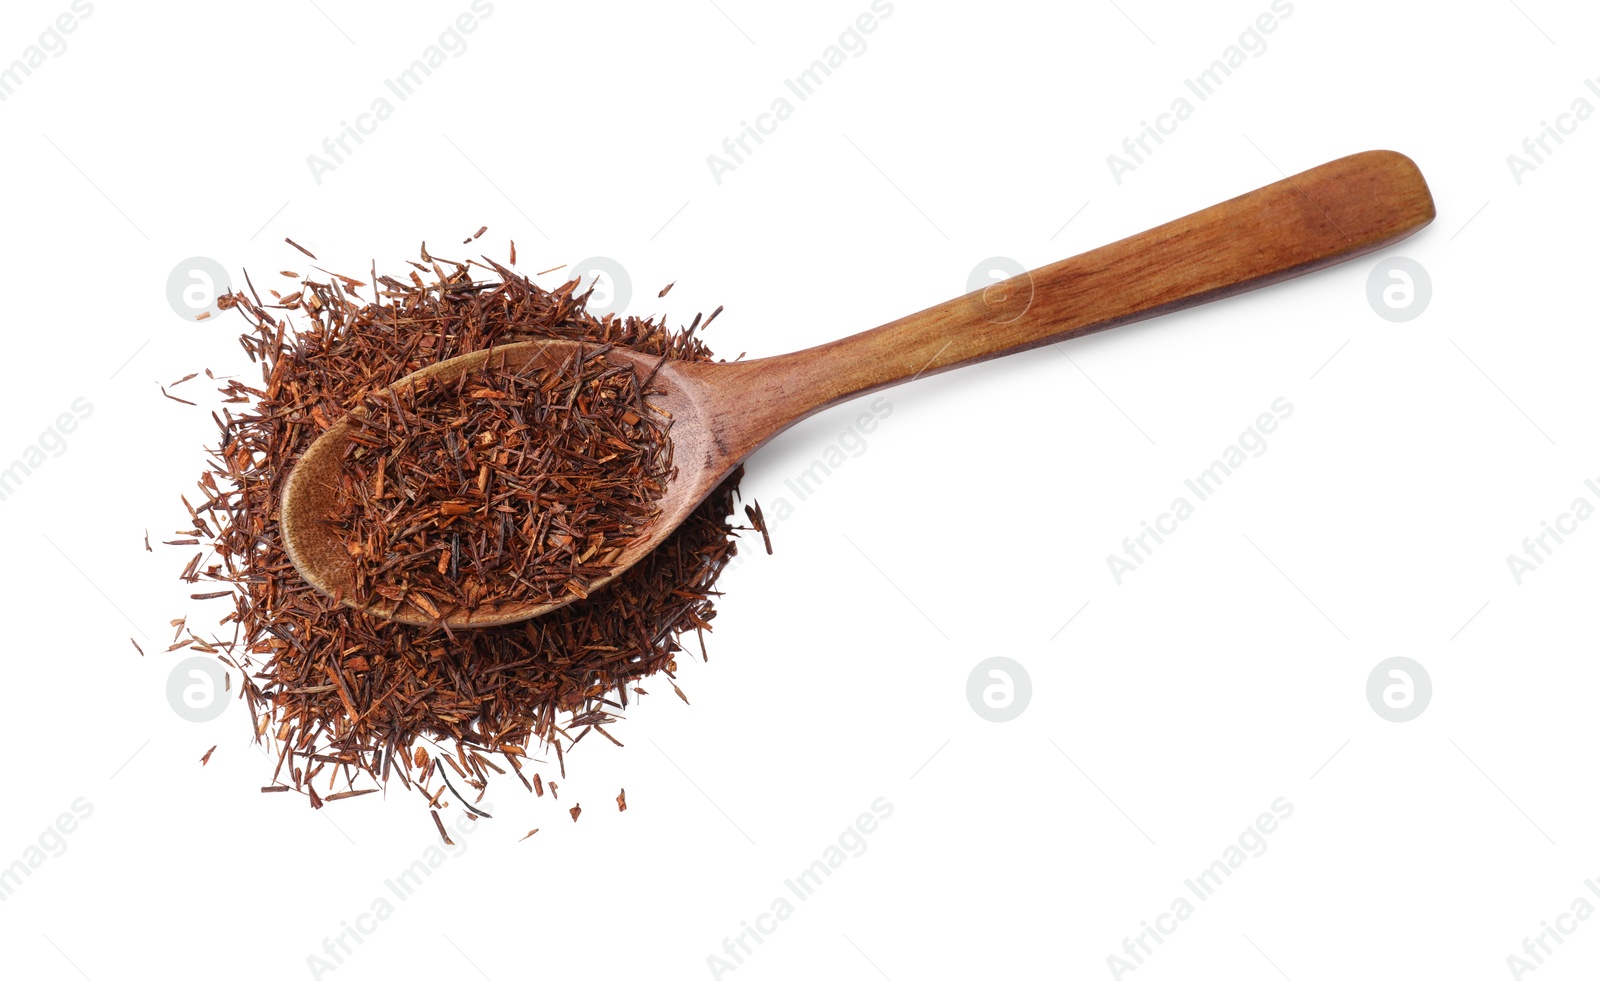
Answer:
[336,351,673,616]
[172,240,758,834]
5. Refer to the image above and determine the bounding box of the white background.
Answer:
[0,1,1595,978]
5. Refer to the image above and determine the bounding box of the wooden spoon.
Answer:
[282,149,1435,627]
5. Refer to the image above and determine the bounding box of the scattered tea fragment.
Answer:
[200,745,216,766]
[569,804,582,822]
[431,810,454,845]
[130,638,144,657]
[745,502,772,555]
[617,789,627,812]
[521,828,539,841]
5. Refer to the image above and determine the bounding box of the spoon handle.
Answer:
[703,149,1434,455]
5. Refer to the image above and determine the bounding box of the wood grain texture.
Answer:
[283,149,1435,625]
[683,149,1436,464]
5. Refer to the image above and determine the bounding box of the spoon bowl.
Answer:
[282,149,1436,626]
[280,340,728,626]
